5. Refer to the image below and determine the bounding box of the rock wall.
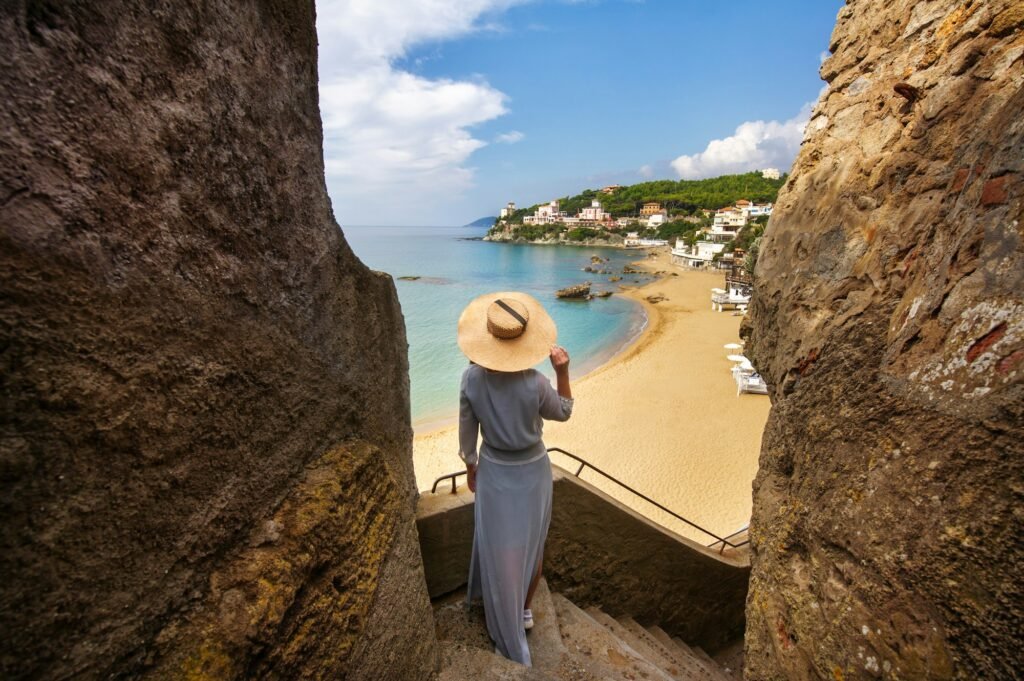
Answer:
[0,2,434,679]
[744,1,1023,679]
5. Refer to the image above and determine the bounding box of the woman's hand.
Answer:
[550,346,572,399]
[550,345,570,373]
[466,464,477,493]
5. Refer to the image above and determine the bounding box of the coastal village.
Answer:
[492,168,778,254]
[498,174,777,399]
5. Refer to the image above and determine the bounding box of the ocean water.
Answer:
[343,225,652,427]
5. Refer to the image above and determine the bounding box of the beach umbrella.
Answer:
[724,343,743,350]
[727,354,748,363]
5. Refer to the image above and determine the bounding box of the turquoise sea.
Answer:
[343,226,653,428]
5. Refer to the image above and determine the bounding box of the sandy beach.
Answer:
[413,250,770,545]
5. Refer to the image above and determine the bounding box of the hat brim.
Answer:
[457,291,557,372]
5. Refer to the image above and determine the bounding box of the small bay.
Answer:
[343,225,652,428]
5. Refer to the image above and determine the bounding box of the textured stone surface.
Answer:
[417,469,751,653]
[0,2,434,679]
[546,470,750,654]
[744,1,1023,679]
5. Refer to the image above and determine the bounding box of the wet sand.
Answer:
[413,251,770,544]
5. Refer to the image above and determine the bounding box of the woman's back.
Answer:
[460,364,571,463]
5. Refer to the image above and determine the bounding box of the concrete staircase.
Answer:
[434,578,743,681]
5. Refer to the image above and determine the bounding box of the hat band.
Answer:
[495,299,528,328]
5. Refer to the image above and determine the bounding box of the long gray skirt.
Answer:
[467,450,553,666]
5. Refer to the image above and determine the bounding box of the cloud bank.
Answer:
[670,102,813,180]
[316,0,523,223]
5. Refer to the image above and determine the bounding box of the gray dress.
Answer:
[459,363,573,666]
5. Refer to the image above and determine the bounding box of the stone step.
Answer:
[710,638,744,680]
[616,616,723,681]
[668,636,732,681]
[437,641,558,681]
[551,593,676,681]
[584,608,691,679]
[432,589,491,652]
[692,646,720,672]
[643,624,728,681]
[527,578,567,673]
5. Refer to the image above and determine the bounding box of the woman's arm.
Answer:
[458,369,480,491]
[550,345,571,399]
[539,346,574,422]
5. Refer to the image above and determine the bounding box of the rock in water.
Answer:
[743,2,1023,680]
[556,283,592,299]
[0,3,435,679]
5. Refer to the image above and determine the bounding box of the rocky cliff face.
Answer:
[744,1,1023,679]
[0,2,434,678]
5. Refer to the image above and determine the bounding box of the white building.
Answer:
[624,232,668,248]
[647,213,667,228]
[761,168,781,180]
[579,199,611,224]
[538,200,559,220]
[746,202,773,218]
[523,200,568,225]
[671,238,726,268]
[713,207,747,230]
[499,201,516,219]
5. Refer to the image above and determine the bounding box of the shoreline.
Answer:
[411,250,662,436]
[482,234,664,250]
[412,249,770,543]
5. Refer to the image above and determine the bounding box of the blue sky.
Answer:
[316,0,843,226]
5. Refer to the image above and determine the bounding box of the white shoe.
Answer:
[523,609,534,630]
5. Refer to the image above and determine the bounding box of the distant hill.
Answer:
[464,216,497,228]
[501,172,786,224]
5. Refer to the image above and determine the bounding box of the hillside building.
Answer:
[640,201,664,217]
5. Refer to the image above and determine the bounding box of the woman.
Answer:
[456,291,573,667]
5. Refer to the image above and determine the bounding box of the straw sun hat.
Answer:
[457,291,557,372]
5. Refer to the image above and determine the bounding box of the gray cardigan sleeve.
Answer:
[538,372,574,422]
[458,369,480,465]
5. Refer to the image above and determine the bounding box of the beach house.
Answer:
[671,238,726,268]
[711,253,753,311]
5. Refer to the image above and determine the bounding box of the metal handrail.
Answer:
[431,470,467,494]
[429,447,747,554]
[706,526,750,551]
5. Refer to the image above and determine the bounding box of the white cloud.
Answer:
[316,0,526,223]
[495,130,525,144]
[819,50,830,64]
[638,164,654,179]
[669,102,813,180]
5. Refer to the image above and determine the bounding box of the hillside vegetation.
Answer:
[500,172,786,225]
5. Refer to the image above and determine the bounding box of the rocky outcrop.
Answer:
[556,283,592,299]
[0,2,434,679]
[744,1,1022,679]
